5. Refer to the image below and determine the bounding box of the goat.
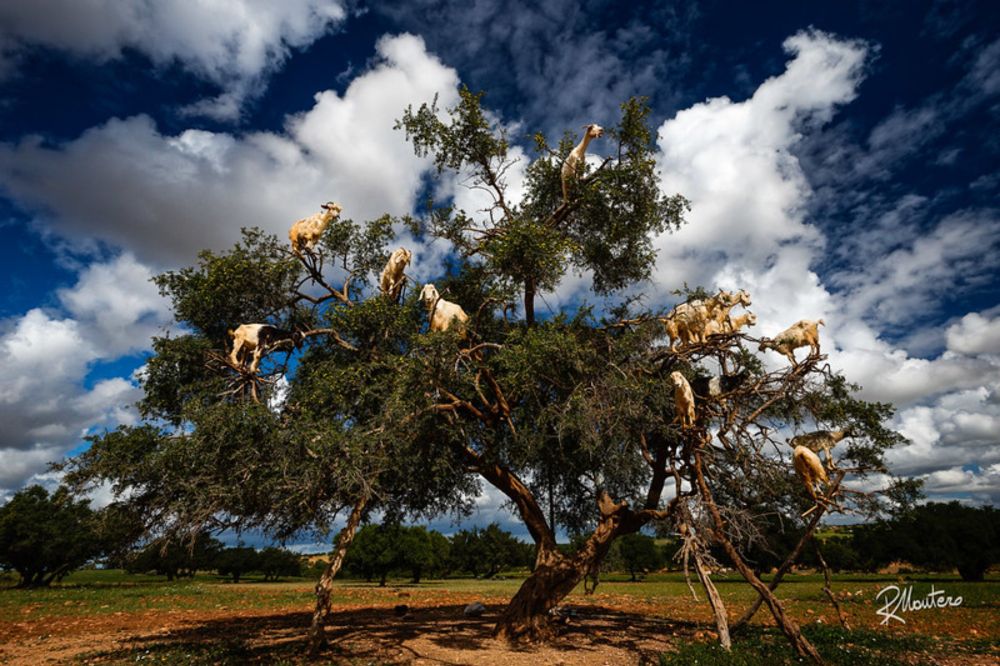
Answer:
[670,371,696,428]
[289,201,343,256]
[228,324,304,373]
[419,284,469,333]
[662,300,709,349]
[703,311,757,338]
[379,247,412,302]
[716,289,752,332]
[561,123,604,201]
[790,429,850,467]
[759,319,825,364]
[663,289,752,348]
[792,445,829,503]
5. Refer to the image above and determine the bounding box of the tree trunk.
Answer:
[494,502,625,642]
[524,277,536,326]
[493,547,590,642]
[308,493,368,656]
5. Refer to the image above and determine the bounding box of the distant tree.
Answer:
[257,547,303,580]
[0,485,101,587]
[853,502,999,581]
[451,523,526,579]
[215,546,260,582]
[127,531,223,580]
[395,526,439,583]
[344,524,397,586]
[428,529,453,578]
[813,538,859,573]
[618,533,662,581]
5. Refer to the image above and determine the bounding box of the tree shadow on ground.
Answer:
[80,603,699,664]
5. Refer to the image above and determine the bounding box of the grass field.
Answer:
[1,569,997,664]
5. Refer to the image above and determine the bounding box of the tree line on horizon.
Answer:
[1,484,998,588]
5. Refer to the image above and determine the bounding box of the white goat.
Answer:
[228,324,303,373]
[662,300,709,349]
[663,289,752,348]
[561,123,604,201]
[670,371,696,428]
[704,311,757,338]
[379,247,412,302]
[419,284,469,334]
[759,319,825,364]
[790,429,850,466]
[289,201,343,256]
[792,445,829,503]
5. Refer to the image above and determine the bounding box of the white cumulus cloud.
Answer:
[0,33,460,267]
[0,0,348,119]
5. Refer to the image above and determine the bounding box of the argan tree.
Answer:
[0,485,101,587]
[65,89,905,662]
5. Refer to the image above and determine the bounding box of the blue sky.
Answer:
[0,1,998,543]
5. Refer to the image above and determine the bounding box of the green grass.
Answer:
[659,626,933,666]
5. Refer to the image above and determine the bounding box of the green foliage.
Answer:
[0,485,101,587]
[450,523,532,578]
[617,533,663,581]
[256,547,303,581]
[215,546,259,583]
[344,524,453,584]
[153,228,304,343]
[853,502,1000,580]
[61,91,908,631]
[398,90,689,312]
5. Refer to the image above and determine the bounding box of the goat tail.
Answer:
[817,319,826,327]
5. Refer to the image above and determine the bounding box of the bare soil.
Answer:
[1,602,682,665]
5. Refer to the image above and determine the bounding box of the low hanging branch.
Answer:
[693,444,825,666]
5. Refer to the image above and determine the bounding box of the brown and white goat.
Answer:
[228,324,304,373]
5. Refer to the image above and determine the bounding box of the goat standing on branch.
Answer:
[419,284,469,334]
[759,319,825,364]
[561,123,604,201]
[790,429,851,467]
[228,323,304,374]
[379,247,412,302]
[670,371,697,428]
[792,445,829,505]
[289,201,343,256]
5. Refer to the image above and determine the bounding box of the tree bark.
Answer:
[308,492,368,656]
[693,449,824,665]
[457,430,673,642]
[524,277,536,326]
[493,488,656,641]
